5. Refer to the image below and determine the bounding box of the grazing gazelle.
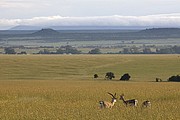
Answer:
[99,92,117,109]
[142,100,151,107]
[119,94,138,106]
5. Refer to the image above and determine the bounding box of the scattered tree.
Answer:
[143,48,152,54]
[168,75,180,82]
[157,48,174,54]
[172,46,180,54]
[38,49,51,54]
[56,48,64,54]
[156,78,162,82]
[18,51,27,55]
[120,73,131,81]
[56,45,81,54]
[4,47,16,54]
[94,74,98,78]
[105,72,115,80]
[88,48,101,54]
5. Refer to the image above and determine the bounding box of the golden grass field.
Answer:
[0,54,180,119]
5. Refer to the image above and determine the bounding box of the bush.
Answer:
[156,78,162,82]
[120,73,131,81]
[18,51,27,55]
[4,47,16,54]
[38,49,51,54]
[94,74,98,78]
[168,75,180,82]
[105,72,115,80]
[88,48,101,54]
[56,45,81,54]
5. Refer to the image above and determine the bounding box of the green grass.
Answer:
[0,54,180,119]
[0,54,179,81]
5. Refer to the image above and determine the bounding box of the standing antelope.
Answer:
[119,94,138,106]
[99,92,117,109]
[142,100,151,107]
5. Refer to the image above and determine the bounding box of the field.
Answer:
[0,55,180,119]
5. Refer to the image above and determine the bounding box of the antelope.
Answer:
[119,94,138,106]
[142,100,151,107]
[99,92,117,109]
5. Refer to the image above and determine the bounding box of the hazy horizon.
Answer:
[1,0,180,30]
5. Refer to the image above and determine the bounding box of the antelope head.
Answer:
[108,92,117,103]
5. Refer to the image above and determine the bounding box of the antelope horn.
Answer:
[108,92,115,98]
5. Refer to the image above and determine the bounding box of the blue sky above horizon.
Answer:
[1,0,180,29]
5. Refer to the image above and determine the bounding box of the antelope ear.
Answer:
[114,93,117,97]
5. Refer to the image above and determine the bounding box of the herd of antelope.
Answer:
[99,92,151,109]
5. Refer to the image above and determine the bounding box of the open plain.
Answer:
[0,54,179,119]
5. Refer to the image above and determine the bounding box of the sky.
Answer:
[1,0,180,29]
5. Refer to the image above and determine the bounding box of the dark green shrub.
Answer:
[168,75,180,82]
[120,73,131,81]
[105,72,115,80]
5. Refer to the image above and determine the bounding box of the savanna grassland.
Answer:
[0,54,180,120]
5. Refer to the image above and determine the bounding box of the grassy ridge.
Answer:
[0,54,179,81]
[0,55,180,119]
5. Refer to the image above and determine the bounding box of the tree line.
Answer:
[120,45,180,54]
[3,45,102,54]
[3,45,180,54]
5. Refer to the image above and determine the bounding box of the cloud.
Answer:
[1,13,180,29]
[0,1,19,7]
[0,0,46,8]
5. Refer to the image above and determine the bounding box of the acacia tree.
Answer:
[88,48,101,54]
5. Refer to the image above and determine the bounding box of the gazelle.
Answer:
[99,92,117,109]
[119,94,138,106]
[142,100,151,107]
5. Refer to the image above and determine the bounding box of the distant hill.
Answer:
[139,28,180,35]
[31,28,60,37]
[1,27,180,42]
[135,28,180,39]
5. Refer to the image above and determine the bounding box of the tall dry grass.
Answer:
[0,81,179,119]
[0,55,179,119]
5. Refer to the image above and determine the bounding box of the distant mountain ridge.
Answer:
[10,25,148,30]
[136,28,180,39]
[139,28,180,34]
[1,27,180,42]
